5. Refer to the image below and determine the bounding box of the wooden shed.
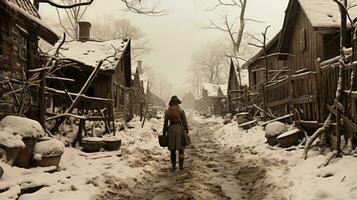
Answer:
[278,0,357,72]
[46,23,132,124]
[0,0,58,120]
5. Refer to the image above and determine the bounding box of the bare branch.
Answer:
[38,0,94,9]
[121,0,167,16]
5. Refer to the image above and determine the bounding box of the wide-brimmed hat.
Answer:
[169,95,182,105]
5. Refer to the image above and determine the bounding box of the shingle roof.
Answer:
[59,39,130,70]
[7,0,40,19]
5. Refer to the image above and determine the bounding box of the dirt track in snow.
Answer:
[97,118,285,200]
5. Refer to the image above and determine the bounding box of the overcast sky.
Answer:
[40,0,288,93]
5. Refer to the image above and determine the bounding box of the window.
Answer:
[19,32,28,61]
[300,28,307,52]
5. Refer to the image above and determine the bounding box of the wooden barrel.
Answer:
[14,138,37,168]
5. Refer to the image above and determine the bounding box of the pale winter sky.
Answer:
[39,0,288,96]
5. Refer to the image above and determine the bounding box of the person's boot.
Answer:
[179,154,184,170]
[171,152,176,171]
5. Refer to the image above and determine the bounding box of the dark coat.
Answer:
[162,105,188,151]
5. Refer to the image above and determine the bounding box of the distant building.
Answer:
[182,92,195,110]
[130,61,147,118]
[197,83,227,115]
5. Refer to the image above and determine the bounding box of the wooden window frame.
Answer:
[19,30,28,62]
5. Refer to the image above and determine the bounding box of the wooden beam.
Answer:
[45,87,113,103]
[66,60,104,113]
[261,114,293,127]
[46,113,86,121]
[267,97,291,108]
[46,76,75,82]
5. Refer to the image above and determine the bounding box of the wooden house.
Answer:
[47,22,132,124]
[227,60,242,113]
[212,86,227,116]
[245,0,357,124]
[0,0,58,119]
[278,0,357,72]
[245,32,286,89]
[197,83,227,115]
[129,61,147,118]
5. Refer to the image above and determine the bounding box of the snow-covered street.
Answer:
[2,113,357,200]
[2,112,357,200]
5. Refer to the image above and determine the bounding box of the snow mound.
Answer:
[0,116,45,138]
[0,127,25,148]
[265,122,287,138]
[33,139,65,159]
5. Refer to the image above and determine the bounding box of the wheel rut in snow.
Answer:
[97,120,282,200]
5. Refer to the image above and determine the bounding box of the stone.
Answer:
[265,122,287,146]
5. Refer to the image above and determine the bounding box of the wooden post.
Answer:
[315,58,322,123]
[336,0,348,155]
[142,107,149,128]
[140,101,143,121]
[72,118,85,147]
[288,73,294,118]
[261,84,267,120]
[39,70,46,128]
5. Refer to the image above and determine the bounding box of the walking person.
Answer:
[162,96,189,171]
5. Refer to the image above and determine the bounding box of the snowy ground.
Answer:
[0,117,167,200]
[215,120,357,200]
[1,113,357,200]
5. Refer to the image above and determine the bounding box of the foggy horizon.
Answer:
[39,0,287,100]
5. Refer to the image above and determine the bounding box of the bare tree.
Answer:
[191,41,229,86]
[91,18,150,59]
[207,0,250,86]
[37,0,165,40]
[54,0,90,40]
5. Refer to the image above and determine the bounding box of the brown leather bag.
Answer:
[158,135,168,147]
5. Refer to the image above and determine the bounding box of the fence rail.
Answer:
[259,50,357,128]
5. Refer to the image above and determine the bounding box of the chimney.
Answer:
[78,21,91,41]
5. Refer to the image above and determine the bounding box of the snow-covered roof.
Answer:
[202,83,227,97]
[299,0,357,28]
[1,0,59,44]
[7,0,40,19]
[59,39,130,70]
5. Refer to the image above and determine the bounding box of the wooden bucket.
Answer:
[15,138,37,168]
[0,146,22,166]
[103,139,121,151]
[81,139,103,153]
[34,154,62,168]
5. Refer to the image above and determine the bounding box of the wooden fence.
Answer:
[262,49,357,130]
